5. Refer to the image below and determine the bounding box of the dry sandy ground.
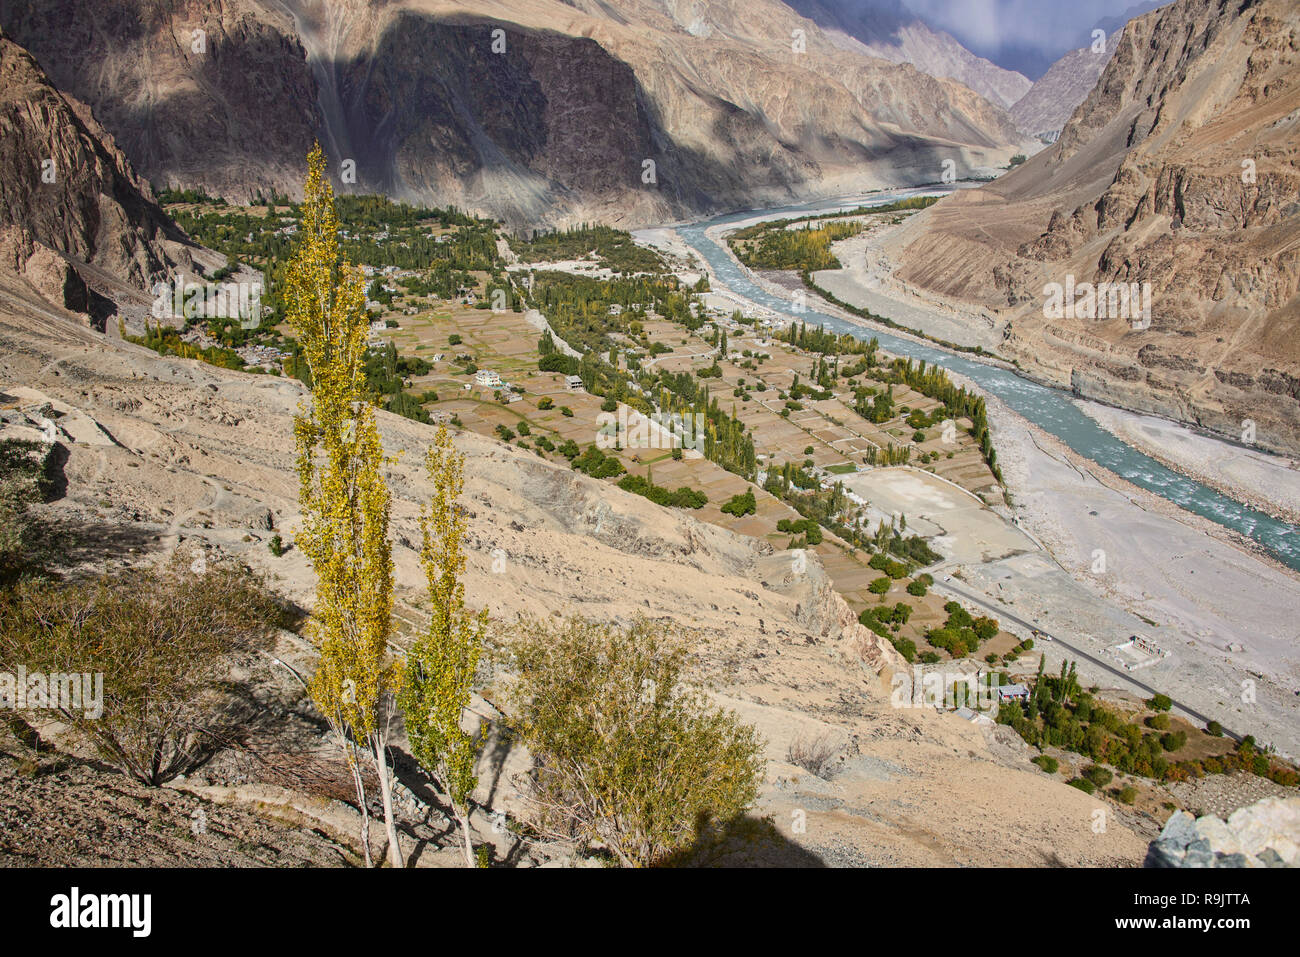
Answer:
[0,273,1151,866]
[840,468,1035,565]
[812,228,1005,351]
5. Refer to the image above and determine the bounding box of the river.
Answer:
[676,190,1300,572]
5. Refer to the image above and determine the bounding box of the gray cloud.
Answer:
[894,0,1168,77]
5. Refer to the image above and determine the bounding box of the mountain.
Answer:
[1089,0,1170,39]
[0,0,1029,227]
[1009,31,1121,137]
[889,0,1300,455]
[0,26,196,324]
[783,0,1032,109]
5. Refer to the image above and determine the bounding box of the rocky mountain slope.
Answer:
[1009,31,1121,137]
[786,0,1032,109]
[0,0,1030,226]
[888,0,1300,455]
[0,27,196,325]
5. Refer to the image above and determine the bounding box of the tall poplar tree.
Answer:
[286,144,402,867]
[400,425,487,867]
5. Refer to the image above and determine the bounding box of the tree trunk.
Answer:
[349,751,373,868]
[372,734,403,868]
[455,804,475,867]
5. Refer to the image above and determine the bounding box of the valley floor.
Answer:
[664,216,1300,760]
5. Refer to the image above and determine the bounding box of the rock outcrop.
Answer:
[0,27,195,320]
[1147,797,1300,867]
[1008,31,1120,137]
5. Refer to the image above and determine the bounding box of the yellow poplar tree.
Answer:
[400,424,487,867]
[286,143,402,868]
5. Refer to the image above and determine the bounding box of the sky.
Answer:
[895,0,1168,78]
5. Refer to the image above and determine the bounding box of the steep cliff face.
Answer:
[0,0,1029,226]
[893,0,1300,455]
[0,27,192,321]
[0,0,321,204]
[1009,31,1120,136]
[785,0,1032,110]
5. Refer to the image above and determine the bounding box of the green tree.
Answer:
[287,143,401,867]
[400,426,488,867]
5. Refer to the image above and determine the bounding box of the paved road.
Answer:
[934,576,1243,743]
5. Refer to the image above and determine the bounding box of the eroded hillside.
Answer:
[889,0,1300,454]
[0,0,1030,225]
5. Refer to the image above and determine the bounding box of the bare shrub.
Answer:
[0,553,282,784]
[0,438,52,584]
[497,616,766,867]
[786,730,842,779]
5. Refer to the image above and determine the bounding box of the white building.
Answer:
[475,369,502,388]
[994,684,1031,703]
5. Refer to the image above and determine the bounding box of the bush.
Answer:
[499,617,766,867]
[1032,755,1059,774]
[890,636,917,662]
[571,445,625,479]
[1148,693,1173,712]
[1146,714,1170,731]
[559,406,574,417]
[906,579,928,597]
[868,576,891,596]
[720,490,756,517]
[1118,786,1138,805]
[617,474,706,509]
[1066,777,1095,794]
[1206,720,1223,736]
[268,533,288,557]
[537,397,554,410]
[0,555,281,785]
[1160,731,1187,753]
[1083,765,1113,787]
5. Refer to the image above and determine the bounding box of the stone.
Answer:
[1159,810,1198,850]
[1255,848,1285,868]
[1194,816,1240,856]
